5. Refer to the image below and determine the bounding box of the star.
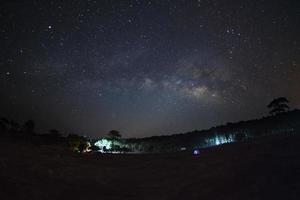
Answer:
[0,0,298,138]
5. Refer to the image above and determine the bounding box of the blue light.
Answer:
[193,149,200,155]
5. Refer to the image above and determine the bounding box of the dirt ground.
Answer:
[0,134,300,200]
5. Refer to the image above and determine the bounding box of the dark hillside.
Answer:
[122,110,300,152]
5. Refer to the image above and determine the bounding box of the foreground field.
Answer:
[0,135,300,200]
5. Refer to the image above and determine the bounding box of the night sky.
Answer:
[0,0,299,138]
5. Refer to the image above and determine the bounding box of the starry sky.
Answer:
[0,0,299,138]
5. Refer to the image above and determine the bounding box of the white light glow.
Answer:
[94,138,112,150]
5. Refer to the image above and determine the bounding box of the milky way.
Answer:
[0,0,299,138]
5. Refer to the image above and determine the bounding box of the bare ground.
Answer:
[1,135,300,200]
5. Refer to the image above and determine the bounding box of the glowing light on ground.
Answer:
[193,149,200,155]
[94,139,112,151]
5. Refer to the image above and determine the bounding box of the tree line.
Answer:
[0,97,297,153]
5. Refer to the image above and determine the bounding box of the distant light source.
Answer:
[193,149,200,155]
[180,147,186,151]
[94,138,112,151]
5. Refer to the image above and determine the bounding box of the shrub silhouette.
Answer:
[67,134,89,152]
[9,120,20,134]
[0,118,9,133]
[48,129,62,138]
[22,120,35,135]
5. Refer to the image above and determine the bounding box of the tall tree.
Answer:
[267,97,290,115]
[107,130,122,139]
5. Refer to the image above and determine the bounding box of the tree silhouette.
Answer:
[22,120,35,135]
[49,129,61,137]
[106,130,122,151]
[267,97,290,115]
[49,129,59,134]
[107,130,122,139]
[10,120,20,133]
[67,134,89,152]
[0,118,9,133]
